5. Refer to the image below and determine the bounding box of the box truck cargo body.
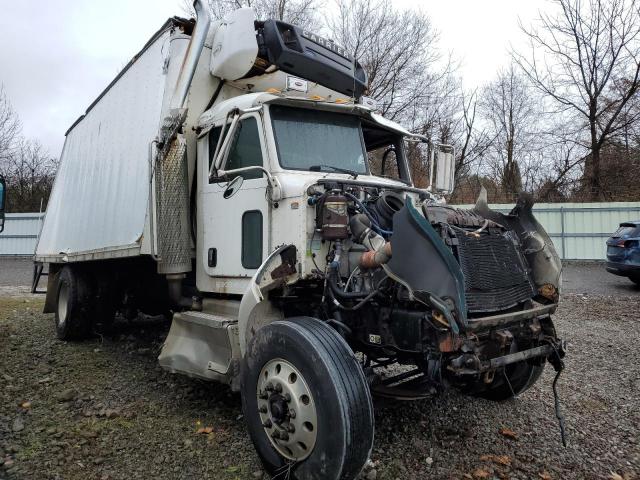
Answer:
[36,18,215,262]
[2,3,567,478]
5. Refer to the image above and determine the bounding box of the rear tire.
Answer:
[92,271,119,332]
[54,266,93,340]
[241,317,374,480]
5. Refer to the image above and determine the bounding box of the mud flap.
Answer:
[474,187,562,302]
[384,197,467,332]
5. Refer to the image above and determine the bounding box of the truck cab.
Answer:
[195,91,418,294]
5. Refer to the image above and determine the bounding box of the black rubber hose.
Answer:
[327,274,387,311]
[349,214,371,244]
[327,262,369,299]
[205,79,225,111]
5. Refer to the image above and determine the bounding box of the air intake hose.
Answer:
[349,214,392,268]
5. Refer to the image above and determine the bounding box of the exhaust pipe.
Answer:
[171,0,211,110]
[167,274,202,310]
[156,0,210,290]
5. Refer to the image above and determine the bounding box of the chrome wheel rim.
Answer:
[257,358,318,461]
[57,283,69,328]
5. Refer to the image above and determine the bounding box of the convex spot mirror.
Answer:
[0,176,6,233]
[431,144,455,195]
[223,175,244,199]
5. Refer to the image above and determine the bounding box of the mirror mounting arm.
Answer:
[207,105,265,181]
[211,166,283,203]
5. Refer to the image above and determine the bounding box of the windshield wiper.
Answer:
[309,164,359,179]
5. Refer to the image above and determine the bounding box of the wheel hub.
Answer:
[269,395,288,423]
[257,359,317,461]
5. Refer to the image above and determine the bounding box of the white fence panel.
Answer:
[453,202,640,260]
[0,213,45,256]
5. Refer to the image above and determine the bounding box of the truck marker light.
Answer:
[286,76,308,93]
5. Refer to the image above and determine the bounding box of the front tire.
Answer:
[241,317,374,480]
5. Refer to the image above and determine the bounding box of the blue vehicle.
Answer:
[606,221,640,286]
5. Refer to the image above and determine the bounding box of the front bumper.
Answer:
[443,303,564,376]
[466,303,556,332]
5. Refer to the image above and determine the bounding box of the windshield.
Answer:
[270,105,368,174]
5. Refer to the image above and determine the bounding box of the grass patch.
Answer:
[0,296,45,320]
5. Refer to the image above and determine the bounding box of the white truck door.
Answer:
[201,114,269,278]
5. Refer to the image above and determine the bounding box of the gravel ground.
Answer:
[561,261,640,296]
[1,288,639,479]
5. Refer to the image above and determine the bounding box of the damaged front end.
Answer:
[269,181,566,435]
[380,193,565,398]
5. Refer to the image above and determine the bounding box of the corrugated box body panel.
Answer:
[36,28,174,260]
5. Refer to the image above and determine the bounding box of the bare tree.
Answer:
[0,86,21,165]
[451,88,491,184]
[512,0,640,200]
[326,0,446,122]
[181,0,322,29]
[479,64,540,200]
[0,139,58,213]
[0,90,58,212]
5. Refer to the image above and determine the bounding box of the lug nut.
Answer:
[280,432,289,441]
[289,409,296,419]
[274,383,283,393]
[259,405,268,414]
[263,419,272,428]
[287,424,295,433]
[271,430,280,439]
[283,393,291,402]
[258,391,268,399]
[265,382,274,391]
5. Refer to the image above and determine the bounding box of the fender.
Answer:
[473,187,562,302]
[238,244,298,355]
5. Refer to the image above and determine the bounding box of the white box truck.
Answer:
[0,2,567,477]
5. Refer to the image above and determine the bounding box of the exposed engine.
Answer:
[274,181,565,400]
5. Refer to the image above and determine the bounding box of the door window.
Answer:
[242,210,263,269]
[209,117,263,181]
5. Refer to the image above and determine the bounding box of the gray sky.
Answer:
[0,0,547,157]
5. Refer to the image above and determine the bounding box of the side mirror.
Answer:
[0,176,6,233]
[223,175,244,199]
[430,144,455,194]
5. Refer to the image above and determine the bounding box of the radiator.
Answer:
[456,231,536,313]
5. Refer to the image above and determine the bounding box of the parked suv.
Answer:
[606,221,640,286]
